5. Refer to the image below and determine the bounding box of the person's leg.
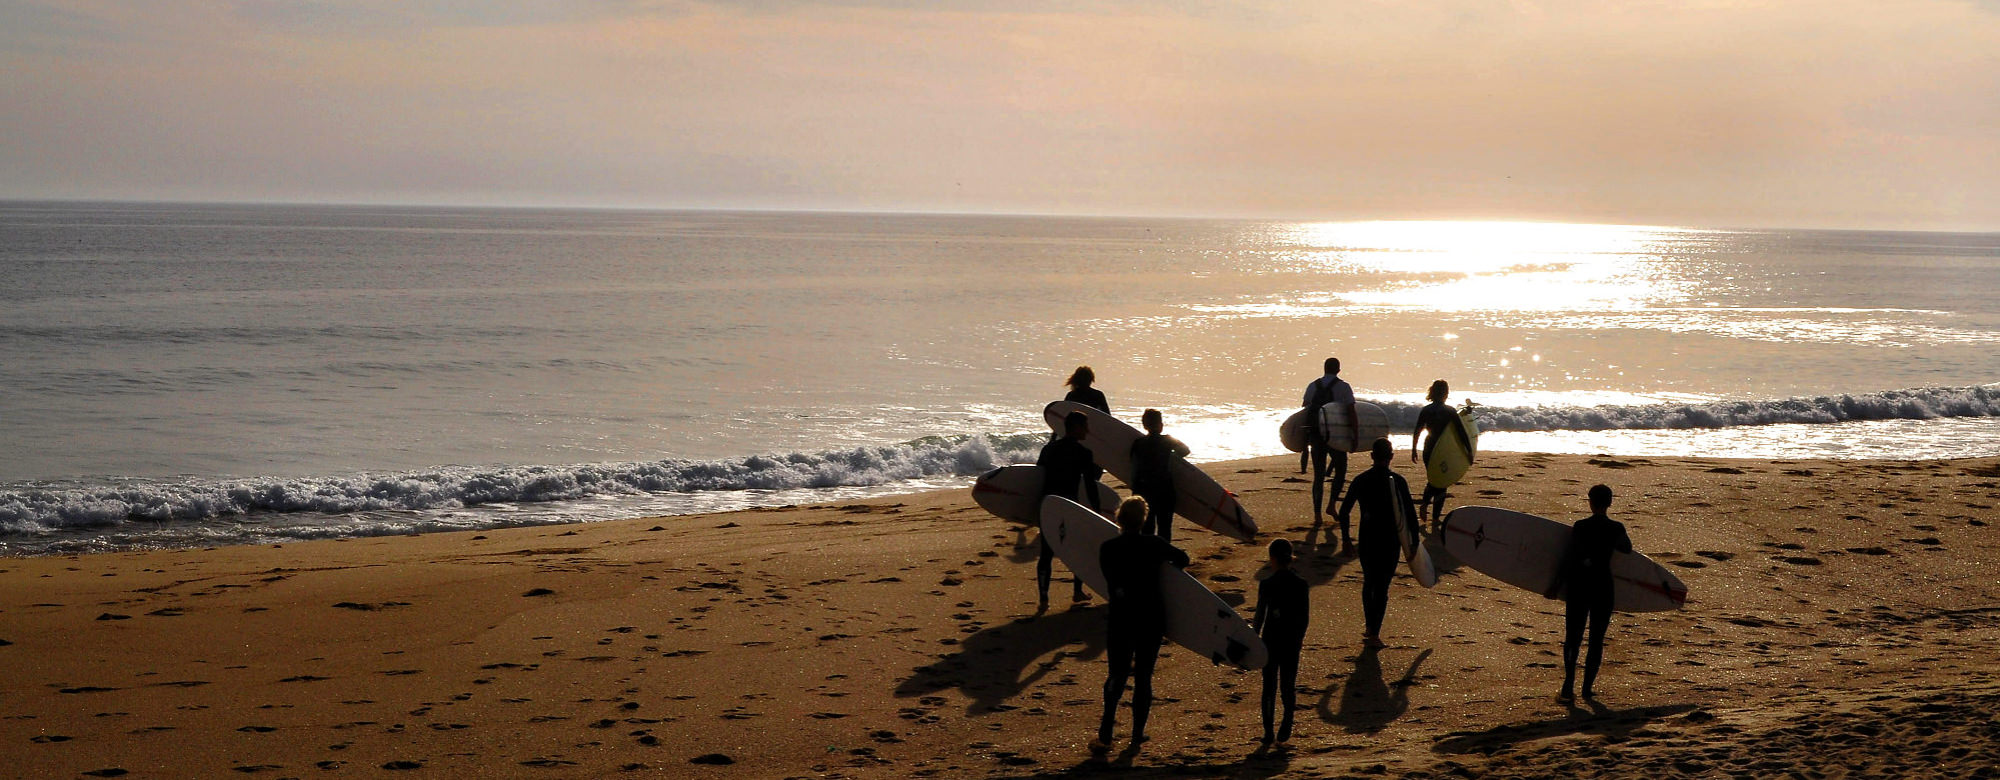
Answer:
[1099,631,1133,745]
[1037,536,1055,606]
[1152,493,1176,544]
[1130,632,1163,741]
[1581,601,1612,697]
[1309,444,1328,524]
[1329,451,1349,512]
[1277,644,1299,741]
[1361,555,1391,640]
[1259,655,1277,743]
[1560,598,1587,698]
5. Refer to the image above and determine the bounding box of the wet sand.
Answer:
[2,452,1997,778]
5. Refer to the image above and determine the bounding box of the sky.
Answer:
[3,0,1997,230]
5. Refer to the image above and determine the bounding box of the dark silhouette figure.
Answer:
[1253,538,1309,745]
[1064,365,1110,413]
[1336,438,1418,647]
[1304,357,1356,541]
[1548,483,1634,701]
[1128,408,1190,543]
[1037,411,1099,608]
[1410,379,1455,527]
[1091,498,1190,755]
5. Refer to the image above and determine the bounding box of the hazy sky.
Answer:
[4,0,1997,229]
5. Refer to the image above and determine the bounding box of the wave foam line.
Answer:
[1378,385,2000,432]
[0,433,1048,532]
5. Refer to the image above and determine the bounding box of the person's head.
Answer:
[1371,437,1395,464]
[1063,411,1089,439]
[1116,497,1148,533]
[1268,538,1293,569]
[1323,357,1341,376]
[1066,365,1095,389]
[1427,379,1449,403]
[1141,408,1163,434]
[1588,484,1614,513]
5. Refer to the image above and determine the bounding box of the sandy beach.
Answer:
[3,451,1997,778]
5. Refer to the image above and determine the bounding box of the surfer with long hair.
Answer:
[1064,365,1110,414]
[1411,379,1455,527]
[1091,497,1190,755]
[1547,484,1634,701]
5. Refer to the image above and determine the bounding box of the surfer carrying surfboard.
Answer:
[1128,409,1191,543]
[1092,498,1191,755]
[1303,357,1356,534]
[1335,439,1420,647]
[1063,365,1111,414]
[1037,412,1100,608]
[1411,380,1455,526]
[1546,484,1636,702]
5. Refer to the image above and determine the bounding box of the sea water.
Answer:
[2,203,1995,554]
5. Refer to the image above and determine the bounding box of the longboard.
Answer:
[1438,506,1687,612]
[1041,496,1268,670]
[1279,409,1311,453]
[1424,405,1480,489]
[1043,401,1257,543]
[1390,473,1438,588]
[971,465,1121,524]
[1317,401,1391,453]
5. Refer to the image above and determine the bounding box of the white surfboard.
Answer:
[1043,401,1257,543]
[1424,405,1480,490]
[1317,401,1392,453]
[1391,475,1438,588]
[1041,496,1268,670]
[1280,409,1311,453]
[1438,506,1687,613]
[971,465,1121,524]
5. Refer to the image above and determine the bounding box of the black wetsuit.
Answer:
[1065,386,1110,414]
[1128,432,1189,542]
[1037,435,1101,603]
[1254,568,1310,740]
[1305,375,1356,530]
[1097,531,1189,744]
[1555,513,1633,697]
[1413,401,1454,519]
[1337,465,1416,638]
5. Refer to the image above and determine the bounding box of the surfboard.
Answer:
[1390,474,1438,588]
[1438,506,1687,613]
[971,465,1121,524]
[1279,409,1311,453]
[1040,496,1268,670]
[1043,401,1257,543]
[1317,401,1391,453]
[1424,405,1480,489]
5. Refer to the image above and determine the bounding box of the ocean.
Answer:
[2,202,1995,555]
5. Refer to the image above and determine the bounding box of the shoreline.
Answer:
[2,451,1997,777]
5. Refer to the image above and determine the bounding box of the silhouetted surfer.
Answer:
[1410,379,1454,527]
[1128,409,1190,543]
[1336,438,1418,647]
[1253,538,1309,745]
[1064,365,1110,414]
[1037,412,1100,607]
[1304,357,1356,537]
[1547,484,1634,701]
[1092,498,1190,755]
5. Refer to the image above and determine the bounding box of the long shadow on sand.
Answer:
[1431,701,1700,755]
[895,606,1108,716]
[1318,645,1432,733]
[987,745,1295,780]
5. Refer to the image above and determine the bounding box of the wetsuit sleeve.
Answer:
[1166,540,1190,570]
[1546,527,1575,599]
[1614,520,1634,555]
[1336,473,1363,521]
[1252,577,1269,632]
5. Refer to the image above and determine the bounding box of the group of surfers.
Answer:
[1033,362,1638,754]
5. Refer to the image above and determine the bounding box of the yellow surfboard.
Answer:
[1424,404,1480,489]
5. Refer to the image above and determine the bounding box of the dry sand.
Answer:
[2,452,1997,778]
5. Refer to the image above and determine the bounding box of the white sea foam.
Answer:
[1377,385,2000,432]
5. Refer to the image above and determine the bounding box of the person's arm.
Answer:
[1166,541,1191,570]
[1336,475,1362,523]
[1615,521,1634,555]
[1252,578,1269,633]
[1544,530,1574,599]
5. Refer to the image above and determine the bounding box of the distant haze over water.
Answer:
[2,202,1995,553]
